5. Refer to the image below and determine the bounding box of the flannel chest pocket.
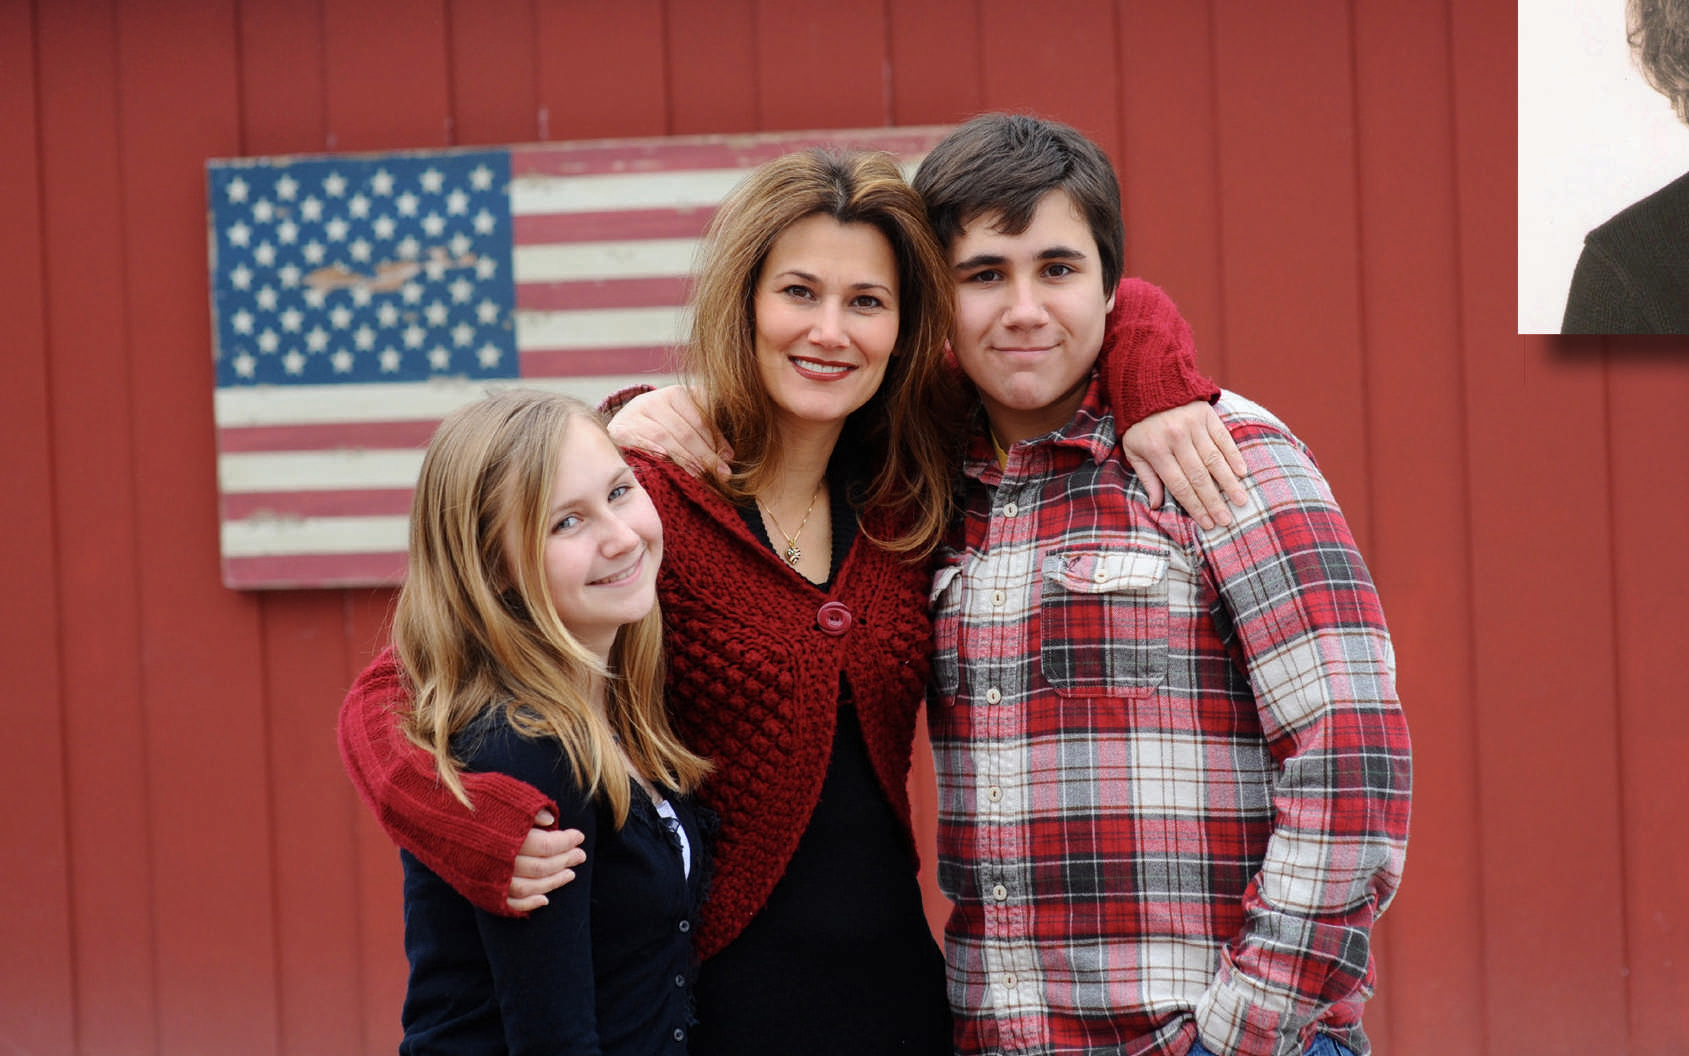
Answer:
[1039,547,1170,696]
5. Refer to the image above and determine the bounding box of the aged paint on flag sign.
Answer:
[207,127,952,589]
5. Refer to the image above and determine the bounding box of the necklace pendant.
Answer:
[783,541,802,566]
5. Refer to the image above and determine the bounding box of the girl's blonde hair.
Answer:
[685,148,966,558]
[394,389,709,826]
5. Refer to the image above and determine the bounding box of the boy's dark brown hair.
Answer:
[913,113,1125,294]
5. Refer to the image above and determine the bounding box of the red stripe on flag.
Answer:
[509,128,952,177]
[513,208,713,243]
[222,551,408,590]
[519,345,674,376]
[515,276,693,312]
[217,420,439,454]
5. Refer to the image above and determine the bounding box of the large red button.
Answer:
[816,601,851,636]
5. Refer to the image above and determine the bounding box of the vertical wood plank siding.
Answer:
[6,0,1683,1052]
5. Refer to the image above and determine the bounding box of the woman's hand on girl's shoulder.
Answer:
[506,809,587,912]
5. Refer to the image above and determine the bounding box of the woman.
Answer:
[391,390,711,1055]
[340,148,1225,1053]
[1564,0,1689,332]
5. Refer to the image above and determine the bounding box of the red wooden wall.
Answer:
[4,1,1685,1053]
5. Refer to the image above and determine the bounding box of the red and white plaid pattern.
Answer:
[929,380,1411,1056]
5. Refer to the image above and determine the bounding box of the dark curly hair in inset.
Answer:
[1630,0,1689,123]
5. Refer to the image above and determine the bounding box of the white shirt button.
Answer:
[992,883,1008,901]
[985,687,1002,704]
[1003,973,1018,988]
[1003,501,1019,517]
[987,786,1002,802]
[1094,569,1108,583]
[991,589,1007,607]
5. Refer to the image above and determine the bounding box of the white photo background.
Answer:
[1519,0,1689,333]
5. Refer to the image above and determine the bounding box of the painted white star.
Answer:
[404,324,426,348]
[306,326,329,352]
[280,308,304,332]
[330,305,354,329]
[477,343,502,369]
[275,174,299,201]
[371,169,394,196]
[257,287,279,311]
[473,209,496,235]
[331,349,354,373]
[379,347,402,372]
[348,194,371,219]
[477,300,500,324]
[352,286,372,306]
[302,241,326,264]
[300,197,324,223]
[396,192,420,217]
[377,303,400,327]
[323,172,348,197]
[234,352,257,377]
[254,242,276,267]
[277,220,298,244]
[232,309,255,334]
[452,323,475,347]
[303,287,326,309]
[424,256,447,281]
[258,329,279,353]
[229,264,253,290]
[446,189,469,215]
[226,176,250,203]
[470,165,494,191]
[278,264,302,287]
[397,237,420,260]
[450,278,474,303]
[226,221,251,247]
[449,234,472,257]
[350,238,372,262]
[425,301,448,326]
[422,213,445,237]
[475,257,497,280]
[354,325,376,350]
[325,217,349,241]
[283,349,306,374]
[252,199,274,223]
[421,168,445,193]
[428,345,452,370]
[373,216,396,240]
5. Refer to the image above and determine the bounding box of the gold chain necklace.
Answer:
[758,481,822,567]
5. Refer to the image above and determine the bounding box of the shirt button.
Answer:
[985,687,1002,704]
[988,786,1002,802]
[1003,973,1018,987]
[1094,569,1108,583]
[1003,501,1019,517]
[992,883,1008,901]
[672,1028,686,1042]
[991,589,1006,607]
[678,919,691,932]
[674,973,686,987]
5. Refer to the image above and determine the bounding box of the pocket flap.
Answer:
[1043,548,1168,593]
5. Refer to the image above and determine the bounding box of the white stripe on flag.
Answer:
[512,238,701,282]
[516,307,687,351]
[511,170,746,214]
[222,515,409,557]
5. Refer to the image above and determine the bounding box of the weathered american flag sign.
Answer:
[208,126,951,589]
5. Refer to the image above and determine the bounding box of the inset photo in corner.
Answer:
[1520,0,1689,334]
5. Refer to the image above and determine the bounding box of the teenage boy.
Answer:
[913,113,1409,1056]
